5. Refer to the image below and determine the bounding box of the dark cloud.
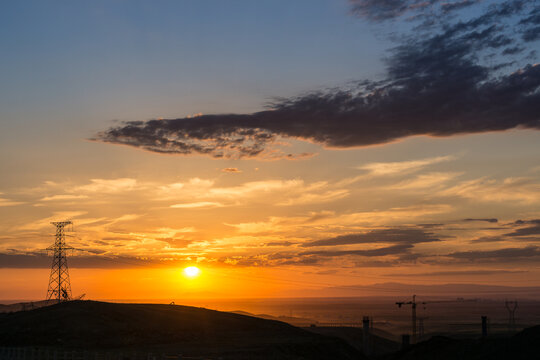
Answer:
[470,236,505,243]
[349,0,433,21]
[94,60,540,158]
[217,253,323,267]
[397,253,422,262]
[522,26,540,42]
[217,238,420,267]
[265,241,297,247]
[441,0,479,13]
[468,219,540,242]
[388,269,528,276]
[519,6,540,41]
[219,243,415,267]
[513,219,540,225]
[504,219,540,237]
[95,1,540,159]
[325,282,540,297]
[447,246,540,260]
[94,116,277,159]
[463,218,498,223]
[491,61,517,71]
[279,256,322,266]
[0,253,51,268]
[0,253,173,269]
[416,223,444,228]
[502,46,525,55]
[302,228,439,247]
[520,8,540,25]
[301,243,413,257]
[348,0,481,21]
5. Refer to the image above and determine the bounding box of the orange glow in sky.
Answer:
[1,1,540,302]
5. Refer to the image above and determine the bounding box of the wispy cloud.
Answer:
[0,197,25,207]
[161,178,350,207]
[170,202,224,209]
[358,156,456,177]
[16,211,88,231]
[158,178,214,196]
[227,204,453,234]
[389,172,461,189]
[73,178,139,193]
[40,194,89,201]
[222,167,242,173]
[276,188,349,206]
[441,177,540,203]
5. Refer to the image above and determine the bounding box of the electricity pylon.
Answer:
[46,221,74,301]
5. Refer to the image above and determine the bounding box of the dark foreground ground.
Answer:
[0,300,362,360]
[1,300,540,360]
[379,326,540,360]
[304,325,540,360]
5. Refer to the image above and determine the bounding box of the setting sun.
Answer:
[183,266,200,278]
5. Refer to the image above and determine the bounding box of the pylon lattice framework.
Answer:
[46,221,73,301]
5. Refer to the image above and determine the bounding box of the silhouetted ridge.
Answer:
[384,325,540,360]
[305,326,400,355]
[0,300,363,360]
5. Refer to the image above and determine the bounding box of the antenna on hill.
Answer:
[46,221,74,302]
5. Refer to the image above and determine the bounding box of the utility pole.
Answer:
[46,221,74,301]
[481,316,488,337]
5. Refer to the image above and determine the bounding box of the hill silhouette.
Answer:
[305,326,400,356]
[0,300,363,360]
[230,310,317,327]
[0,299,58,313]
[383,325,540,360]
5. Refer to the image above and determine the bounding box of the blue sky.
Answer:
[0,0,387,188]
[0,0,384,118]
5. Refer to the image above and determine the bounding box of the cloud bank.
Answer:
[94,1,540,159]
[349,0,482,21]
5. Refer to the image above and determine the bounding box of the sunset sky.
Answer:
[1,0,539,300]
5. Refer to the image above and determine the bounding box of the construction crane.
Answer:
[417,316,429,341]
[396,295,422,344]
[396,295,476,343]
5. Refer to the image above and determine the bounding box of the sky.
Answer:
[0,0,539,300]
